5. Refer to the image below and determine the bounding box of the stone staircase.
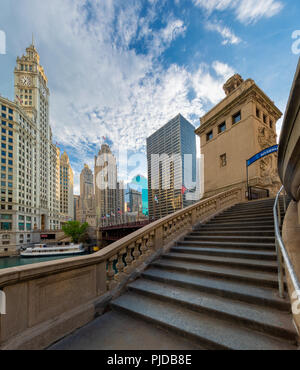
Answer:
[51,198,299,350]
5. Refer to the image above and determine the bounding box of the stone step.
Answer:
[194,225,278,232]
[163,252,278,272]
[142,268,290,311]
[190,230,275,237]
[171,246,277,261]
[111,293,296,350]
[212,215,276,222]
[221,208,284,215]
[184,235,275,243]
[208,219,274,226]
[49,310,202,350]
[176,240,275,251]
[151,259,281,289]
[127,279,297,342]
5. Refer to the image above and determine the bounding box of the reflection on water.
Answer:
[0,253,90,270]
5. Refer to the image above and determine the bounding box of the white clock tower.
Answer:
[13,40,61,230]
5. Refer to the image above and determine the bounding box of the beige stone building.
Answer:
[77,164,96,226]
[94,144,118,223]
[0,41,73,256]
[195,74,282,199]
[59,152,74,223]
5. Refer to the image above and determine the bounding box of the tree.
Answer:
[62,221,89,244]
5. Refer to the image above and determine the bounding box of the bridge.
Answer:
[98,220,151,247]
[0,60,300,350]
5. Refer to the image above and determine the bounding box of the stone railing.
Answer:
[278,58,300,335]
[0,187,243,350]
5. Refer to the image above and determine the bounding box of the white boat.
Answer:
[20,243,85,258]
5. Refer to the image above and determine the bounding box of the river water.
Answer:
[0,253,90,270]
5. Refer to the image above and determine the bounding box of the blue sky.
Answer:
[0,0,299,194]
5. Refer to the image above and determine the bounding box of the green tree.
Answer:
[62,221,89,244]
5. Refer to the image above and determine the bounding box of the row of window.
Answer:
[256,107,274,129]
[1,105,13,114]
[206,111,242,142]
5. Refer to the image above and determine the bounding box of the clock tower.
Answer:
[14,40,49,127]
[13,40,59,229]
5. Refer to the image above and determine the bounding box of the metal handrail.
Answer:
[273,186,300,298]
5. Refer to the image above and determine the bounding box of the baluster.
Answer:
[168,221,173,238]
[124,243,134,274]
[147,232,155,255]
[173,219,177,234]
[106,255,117,290]
[115,248,126,282]
[132,239,142,265]
[140,236,148,261]
[163,224,169,241]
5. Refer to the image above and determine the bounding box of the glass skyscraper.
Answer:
[147,114,197,221]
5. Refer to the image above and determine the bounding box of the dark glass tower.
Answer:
[147,114,197,220]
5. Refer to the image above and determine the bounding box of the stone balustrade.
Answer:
[0,187,243,350]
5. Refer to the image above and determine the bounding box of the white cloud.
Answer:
[193,0,284,24]
[205,21,241,44]
[2,0,235,192]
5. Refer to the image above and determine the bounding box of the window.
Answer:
[218,122,226,134]
[232,111,241,124]
[256,108,260,118]
[263,114,267,124]
[1,222,12,231]
[270,120,273,129]
[220,154,227,167]
[206,131,213,141]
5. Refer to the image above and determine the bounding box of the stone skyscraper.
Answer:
[59,152,74,221]
[78,164,96,226]
[94,144,118,222]
[0,41,73,256]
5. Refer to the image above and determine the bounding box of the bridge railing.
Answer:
[0,186,243,350]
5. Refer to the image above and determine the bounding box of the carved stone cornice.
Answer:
[196,81,282,136]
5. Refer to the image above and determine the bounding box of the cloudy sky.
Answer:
[0,0,299,194]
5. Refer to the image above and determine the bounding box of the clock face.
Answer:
[20,75,31,87]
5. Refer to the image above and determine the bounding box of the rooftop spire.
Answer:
[32,33,34,46]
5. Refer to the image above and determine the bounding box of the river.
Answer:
[0,253,91,270]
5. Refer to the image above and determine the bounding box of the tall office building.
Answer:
[78,164,96,225]
[128,188,142,213]
[94,144,118,221]
[0,41,73,256]
[147,114,197,220]
[59,152,74,221]
[117,181,125,215]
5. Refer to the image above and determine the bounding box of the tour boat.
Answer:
[20,243,85,258]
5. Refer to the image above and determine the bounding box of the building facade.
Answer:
[94,144,118,222]
[195,74,282,199]
[0,42,73,256]
[59,152,74,222]
[128,188,142,213]
[77,164,96,226]
[147,114,197,220]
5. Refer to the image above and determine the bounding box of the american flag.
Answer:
[16,95,23,104]
[181,185,188,195]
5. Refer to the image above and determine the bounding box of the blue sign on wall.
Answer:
[247,145,279,167]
